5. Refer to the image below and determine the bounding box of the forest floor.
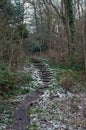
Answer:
[0,58,86,130]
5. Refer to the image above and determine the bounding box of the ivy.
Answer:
[66,0,75,52]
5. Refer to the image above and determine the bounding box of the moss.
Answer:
[28,107,43,116]
[27,123,38,130]
[0,103,13,126]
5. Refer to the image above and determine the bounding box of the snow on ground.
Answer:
[29,66,86,130]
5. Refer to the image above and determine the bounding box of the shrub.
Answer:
[0,67,18,92]
[0,64,33,96]
[18,73,33,85]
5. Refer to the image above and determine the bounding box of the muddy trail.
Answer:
[5,58,54,130]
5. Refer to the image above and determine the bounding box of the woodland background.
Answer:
[0,0,86,92]
[0,0,86,70]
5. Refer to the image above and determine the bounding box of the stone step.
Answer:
[42,79,50,82]
[40,75,52,78]
[34,64,46,66]
[31,59,54,85]
[41,73,53,76]
[35,67,49,71]
[39,70,50,72]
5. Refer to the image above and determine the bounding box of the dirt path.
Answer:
[4,59,86,130]
[5,91,43,130]
[4,59,53,130]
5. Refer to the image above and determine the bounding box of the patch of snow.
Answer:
[40,90,50,101]
[11,94,27,103]
[29,64,86,130]
[30,65,43,85]
[0,124,6,130]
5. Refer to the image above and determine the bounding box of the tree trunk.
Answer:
[83,2,86,70]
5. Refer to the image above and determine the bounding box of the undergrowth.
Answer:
[0,61,39,129]
[39,58,86,92]
[0,65,33,98]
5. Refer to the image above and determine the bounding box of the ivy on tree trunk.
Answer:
[66,0,75,55]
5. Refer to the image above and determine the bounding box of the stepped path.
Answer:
[5,58,54,130]
[4,59,86,130]
[32,58,54,88]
